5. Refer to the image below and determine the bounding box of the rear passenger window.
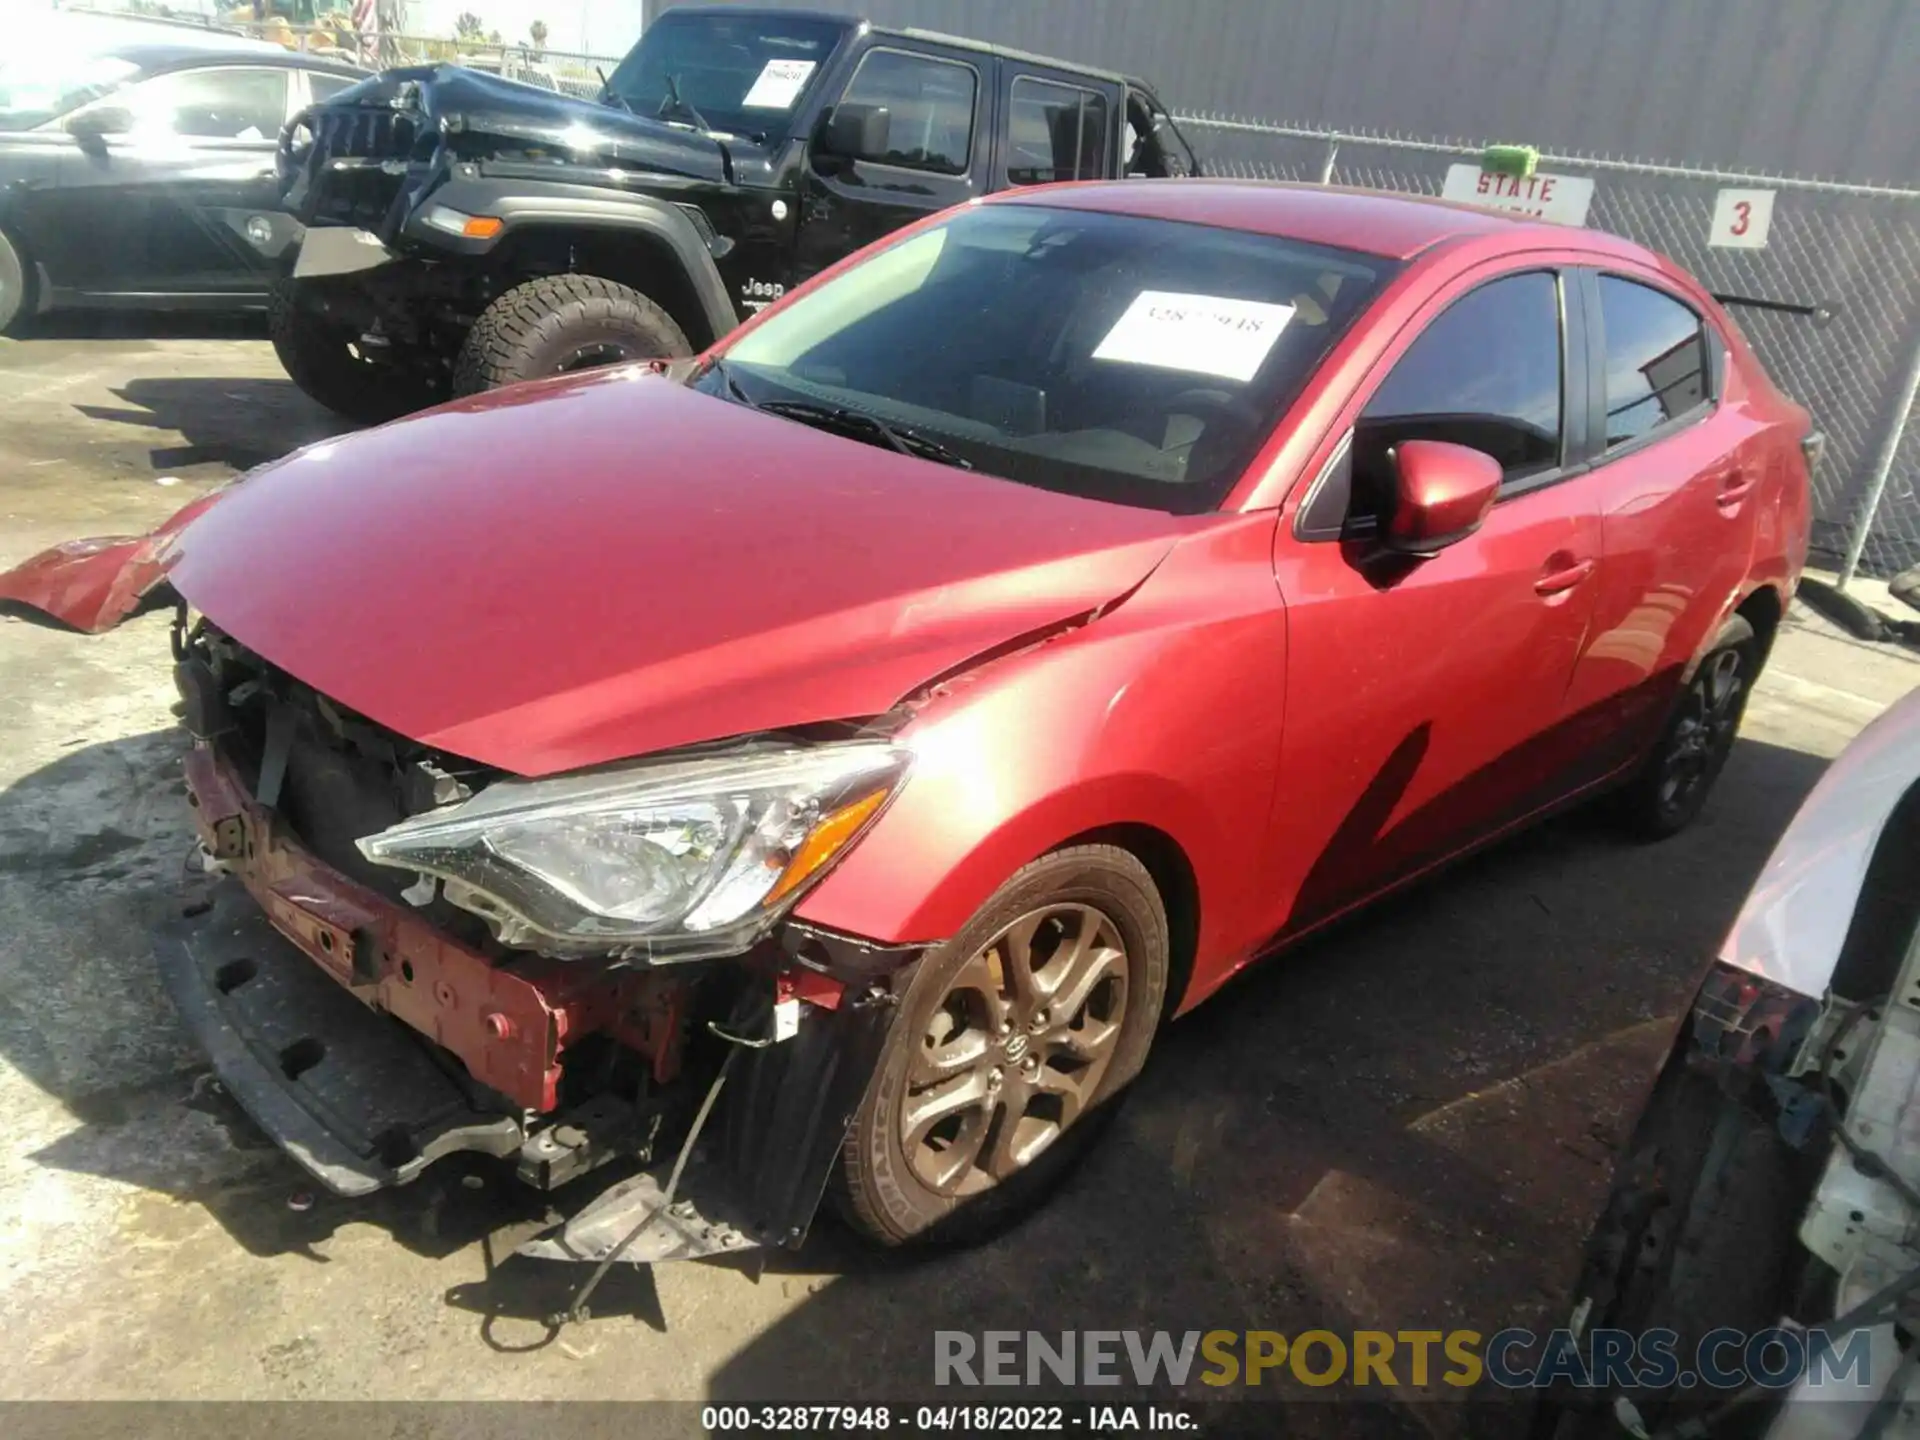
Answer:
[1598,276,1709,448]
[837,50,977,174]
[1007,78,1110,184]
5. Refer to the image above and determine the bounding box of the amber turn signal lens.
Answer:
[766,788,889,904]
[463,215,504,239]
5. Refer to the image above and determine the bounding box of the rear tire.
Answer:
[269,278,442,425]
[0,226,32,334]
[835,845,1168,1248]
[452,274,691,396]
[1609,614,1756,840]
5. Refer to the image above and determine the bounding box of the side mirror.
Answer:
[68,106,134,141]
[1384,439,1502,557]
[815,102,889,166]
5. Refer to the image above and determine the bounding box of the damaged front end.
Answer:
[0,490,221,632]
[161,614,918,1265]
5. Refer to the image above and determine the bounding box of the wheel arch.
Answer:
[405,178,740,348]
[797,769,1226,1018]
[487,222,725,351]
[1735,582,1786,671]
[1060,822,1200,1021]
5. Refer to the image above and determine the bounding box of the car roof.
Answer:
[34,12,362,74]
[116,45,364,75]
[997,178,1661,263]
[874,26,1128,84]
[656,7,1135,86]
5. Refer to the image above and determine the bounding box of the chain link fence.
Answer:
[1176,115,1920,586]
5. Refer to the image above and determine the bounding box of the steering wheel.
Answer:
[1165,386,1265,428]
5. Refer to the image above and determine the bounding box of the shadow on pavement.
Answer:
[73,376,352,473]
[0,723,1830,1408]
[11,311,270,343]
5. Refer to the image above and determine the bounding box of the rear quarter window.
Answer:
[1597,276,1711,449]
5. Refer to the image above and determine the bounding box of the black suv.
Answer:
[271,5,1198,422]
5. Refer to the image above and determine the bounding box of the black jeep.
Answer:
[271,5,1198,422]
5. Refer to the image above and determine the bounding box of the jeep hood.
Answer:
[318,65,737,185]
[3,371,1193,776]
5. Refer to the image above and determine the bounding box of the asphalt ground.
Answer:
[0,314,1913,1435]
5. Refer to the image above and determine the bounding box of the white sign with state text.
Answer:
[1440,164,1596,226]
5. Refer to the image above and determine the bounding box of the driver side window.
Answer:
[1301,270,1565,538]
[120,66,290,140]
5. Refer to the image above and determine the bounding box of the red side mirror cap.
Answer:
[1386,440,1503,557]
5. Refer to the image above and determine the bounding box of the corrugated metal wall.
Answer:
[648,0,1920,186]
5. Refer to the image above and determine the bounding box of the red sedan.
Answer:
[0,181,1813,1265]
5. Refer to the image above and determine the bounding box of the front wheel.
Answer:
[835,845,1169,1247]
[269,278,443,425]
[1610,613,1756,839]
[451,274,691,396]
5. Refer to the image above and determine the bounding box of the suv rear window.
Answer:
[707,203,1393,514]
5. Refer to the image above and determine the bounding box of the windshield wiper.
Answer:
[708,357,754,406]
[657,73,715,134]
[596,66,632,112]
[756,398,975,470]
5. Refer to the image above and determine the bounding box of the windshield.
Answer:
[703,204,1392,513]
[600,11,846,145]
[0,43,140,132]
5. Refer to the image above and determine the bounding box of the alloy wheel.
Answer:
[900,903,1129,1197]
[1657,647,1747,817]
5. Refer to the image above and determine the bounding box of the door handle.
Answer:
[1716,470,1757,508]
[1534,558,1595,596]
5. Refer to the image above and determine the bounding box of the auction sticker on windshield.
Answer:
[742,59,816,109]
[1092,292,1296,382]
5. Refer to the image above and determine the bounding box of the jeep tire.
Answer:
[269,278,442,426]
[452,274,692,396]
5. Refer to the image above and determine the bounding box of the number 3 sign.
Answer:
[1710,189,1776,249]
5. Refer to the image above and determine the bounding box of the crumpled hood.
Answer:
[156,371,1193,776]
[313,65,737,185]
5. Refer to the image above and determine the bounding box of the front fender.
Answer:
[794,514,1289,1009]
[401,176,739,340]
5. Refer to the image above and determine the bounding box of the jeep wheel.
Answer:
[269,279,442,425]
[452,274,691,396]
[836,845,1168,1247]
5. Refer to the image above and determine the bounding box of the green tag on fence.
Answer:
[1480,144,1539,179]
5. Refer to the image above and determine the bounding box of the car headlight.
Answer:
[357,741,909,962]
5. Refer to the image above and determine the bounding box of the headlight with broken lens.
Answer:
[357,742,910,961]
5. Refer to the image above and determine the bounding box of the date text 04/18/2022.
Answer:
[699,1404,1199,1432]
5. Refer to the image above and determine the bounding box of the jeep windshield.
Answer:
[599,10,846,144]
[701,203,1393,514]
